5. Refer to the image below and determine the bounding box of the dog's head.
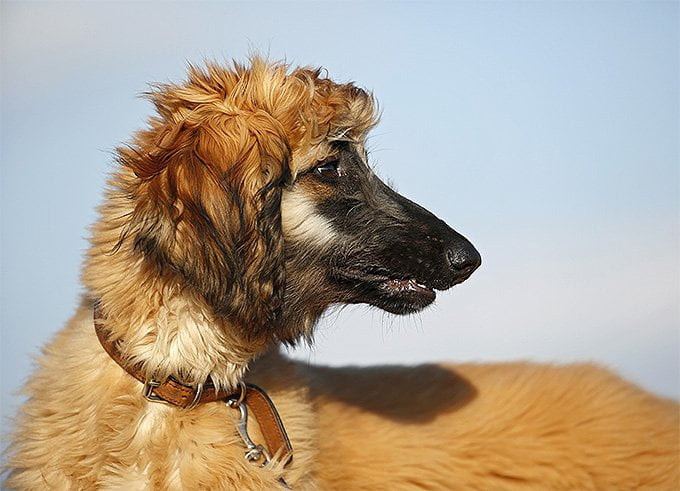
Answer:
[118,59,480,342]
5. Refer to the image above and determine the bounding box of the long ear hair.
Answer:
[119,93,291,339]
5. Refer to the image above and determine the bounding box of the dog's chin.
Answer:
[367,280,437,315]
[334,269,437,315]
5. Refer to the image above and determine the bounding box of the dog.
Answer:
[6,59,678,489]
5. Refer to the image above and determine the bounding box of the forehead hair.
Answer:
[144,58,378,171]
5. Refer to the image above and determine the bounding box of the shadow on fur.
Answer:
[308,363,478,423]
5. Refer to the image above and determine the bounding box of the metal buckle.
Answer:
[227,384,271,467]
[143,379,165,403]
[144,379,205,410]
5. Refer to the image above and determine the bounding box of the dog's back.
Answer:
[300,361,679,489]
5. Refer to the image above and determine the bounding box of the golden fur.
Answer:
[6,59,679,489]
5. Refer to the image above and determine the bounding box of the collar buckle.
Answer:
[142,379,165,403]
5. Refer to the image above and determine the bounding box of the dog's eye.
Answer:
[314,160,342,180]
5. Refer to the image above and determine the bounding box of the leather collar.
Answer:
[93,302,293,466]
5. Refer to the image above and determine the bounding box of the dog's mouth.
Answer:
[332,268,438,315]
[381,278,436,300]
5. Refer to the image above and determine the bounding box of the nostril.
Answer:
[446,249,460,269]
[446,246,482,273]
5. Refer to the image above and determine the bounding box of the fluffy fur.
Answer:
[6,59,679,489]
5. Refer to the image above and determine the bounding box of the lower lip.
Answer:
[382,278,436,299]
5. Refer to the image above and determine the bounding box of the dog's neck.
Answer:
[82,180,267,392]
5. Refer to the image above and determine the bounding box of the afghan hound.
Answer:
[6,59,678,489]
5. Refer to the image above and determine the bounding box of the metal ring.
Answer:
[185,382,204,410]
[227,381,247,407]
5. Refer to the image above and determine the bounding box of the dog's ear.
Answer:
[122,108,291,339]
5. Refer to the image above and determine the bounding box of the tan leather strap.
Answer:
[93,302,293,466]
[243,384,292,463]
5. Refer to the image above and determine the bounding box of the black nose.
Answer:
[446,242,482,282]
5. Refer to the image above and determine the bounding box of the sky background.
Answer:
[1,1,678,432]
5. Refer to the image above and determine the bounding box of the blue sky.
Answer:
[2,1,678,426]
